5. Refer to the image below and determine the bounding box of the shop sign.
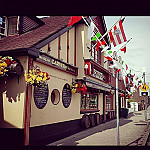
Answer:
[34,84,49,109]
[62,84,72,108]
[39,55,77,74]
[93,68,106,81]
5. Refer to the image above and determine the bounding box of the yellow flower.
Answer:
[29,70,32,73]
[72,88,76,94]
[40,72,43,76]
[26,78,32,83]
[0,71,4,74]
[30,80,34,84]
[4,62,7,66]
[42,76,47,81]
[36,76,42,81]
[44,73,47,77]
[32,69,36,73]
[31,75,37,80]
[75,83,78,88]
[4,69,8,72]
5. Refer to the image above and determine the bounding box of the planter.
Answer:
[8,63,23,76]
[121,108,129,118]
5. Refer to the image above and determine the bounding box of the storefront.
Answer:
[0,16,126,146]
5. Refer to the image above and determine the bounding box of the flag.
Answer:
[126,64,128,70]
[115,69,121,74]
[125,76,128,84]
[68,16,82,27]
[104,56,113,61]
[88,21,95,40]
[121,46,126,53]
[108,18,127,47]
[91,32,101,41]
[95,40,106,51]
[108,50,112,54]
[132,74,135,78]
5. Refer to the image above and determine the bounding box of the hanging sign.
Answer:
[34,84,49,109]
[62,84,72,108]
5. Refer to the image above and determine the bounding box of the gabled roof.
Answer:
[0,16,109,57]
[0,16,71,52]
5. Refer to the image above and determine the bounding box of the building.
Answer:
[0,16,126,145]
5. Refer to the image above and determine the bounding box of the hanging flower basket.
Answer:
[0,56,23,77]
[70,80,87,95]
[24,66,50,86]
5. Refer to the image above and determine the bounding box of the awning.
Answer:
[83,77,112,92]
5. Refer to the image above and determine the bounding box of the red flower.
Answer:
[47,77,50,80]
[42,72,49,76]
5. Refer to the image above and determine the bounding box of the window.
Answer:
[0,16,6,37]
[90,41,101,64]
[51,89,60,105]
[81,93,98,110]
[106,95,113,110]
[7,16,18,35]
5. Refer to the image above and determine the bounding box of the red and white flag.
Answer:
[109,18,127,47]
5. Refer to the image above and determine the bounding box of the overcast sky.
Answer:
[104,16,150,83]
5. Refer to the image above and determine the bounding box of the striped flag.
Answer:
[109,18,127,47]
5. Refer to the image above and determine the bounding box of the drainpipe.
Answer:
[24,57,33,145]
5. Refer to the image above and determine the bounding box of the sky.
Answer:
[104,16,150,84]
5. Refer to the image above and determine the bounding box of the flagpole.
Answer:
[82,16,109,49]
[116,38,132,53]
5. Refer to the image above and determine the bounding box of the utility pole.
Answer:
[116,72,120,145]
[143,72,147,121]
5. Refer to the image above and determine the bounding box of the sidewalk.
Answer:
[48,106,150,146]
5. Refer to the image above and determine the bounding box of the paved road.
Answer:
[48,107,150,146]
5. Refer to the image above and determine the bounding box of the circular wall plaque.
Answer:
[34,84,49,109]
[62,83,72,108]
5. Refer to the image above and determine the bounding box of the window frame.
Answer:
[51,89,60,105]
[106,94,113,110]
[90,41,101,64]
[80,92,99,111]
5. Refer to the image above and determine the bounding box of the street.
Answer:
[48,107,150,146]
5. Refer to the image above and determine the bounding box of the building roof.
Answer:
[0,16,70,51]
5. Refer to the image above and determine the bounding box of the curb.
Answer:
[137,122,150,146]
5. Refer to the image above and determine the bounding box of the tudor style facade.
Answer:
[0,16,126,146]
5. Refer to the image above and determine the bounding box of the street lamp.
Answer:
[109,65,120,145]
